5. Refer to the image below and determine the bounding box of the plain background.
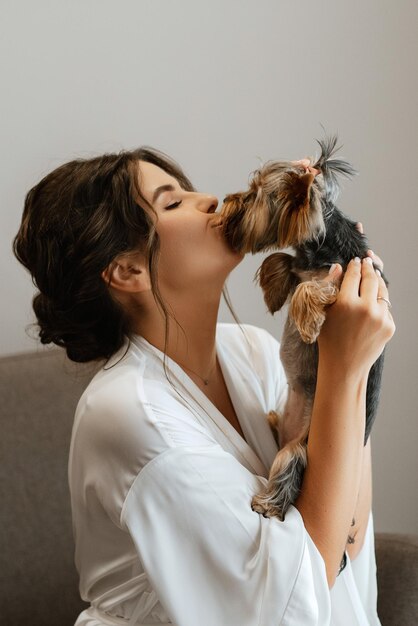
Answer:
[1,0,417,534]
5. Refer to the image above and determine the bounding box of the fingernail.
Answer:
[353,257,361,264]
[363,257,373,264]
[368,249,374,256]
[328,263,337,274]
[376,269,381,277]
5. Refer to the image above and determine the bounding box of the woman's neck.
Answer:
[130,290,221,381]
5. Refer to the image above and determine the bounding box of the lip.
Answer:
[292,159,321,177]
[209,215,223,229]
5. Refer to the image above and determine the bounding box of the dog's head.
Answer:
[215,134,357,254]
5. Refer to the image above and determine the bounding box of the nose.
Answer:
[292,158,321,177]
[195,192,219,214]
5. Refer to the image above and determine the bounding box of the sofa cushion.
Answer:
[375,532,418,625]
[0,349,97,625]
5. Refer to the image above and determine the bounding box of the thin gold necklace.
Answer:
[175,357,218,386]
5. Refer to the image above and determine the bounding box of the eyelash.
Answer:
[166,201,182,209]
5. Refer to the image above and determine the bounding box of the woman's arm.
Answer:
[346,437,372,561]
[294,364,367,588]
[294,256,394,588]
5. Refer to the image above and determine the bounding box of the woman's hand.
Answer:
[317,253,395,380]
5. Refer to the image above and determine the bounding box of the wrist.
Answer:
[317,356,369,391]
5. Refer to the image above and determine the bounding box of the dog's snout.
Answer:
[309,165,321,176]
[292,159,321,177]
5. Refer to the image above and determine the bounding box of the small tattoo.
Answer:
[347,518,357,544]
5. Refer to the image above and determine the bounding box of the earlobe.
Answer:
[101,256,151,293]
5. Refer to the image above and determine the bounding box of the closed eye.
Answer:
[166,201,182,209]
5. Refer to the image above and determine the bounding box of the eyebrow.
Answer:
[151,184,178,204]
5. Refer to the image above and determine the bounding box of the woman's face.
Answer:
[137,160,244,296]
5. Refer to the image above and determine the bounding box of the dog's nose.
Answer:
[308,165,321,176]
[293,159,320,177]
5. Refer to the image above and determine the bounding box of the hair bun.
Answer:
[32,291,120,363]
[33,292,64,346]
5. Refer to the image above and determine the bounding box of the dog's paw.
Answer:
[251,495,270,518]
[251,494,284,519]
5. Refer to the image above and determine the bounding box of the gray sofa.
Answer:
[1,349,417,626]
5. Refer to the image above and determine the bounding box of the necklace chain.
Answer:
[175,358,217,385]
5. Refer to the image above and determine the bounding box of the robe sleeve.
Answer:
[349,511,379,623]
[120,443,331,626]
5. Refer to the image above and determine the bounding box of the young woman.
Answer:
[13,147,394,626]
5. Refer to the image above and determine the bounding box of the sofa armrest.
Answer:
[375,532,418,625]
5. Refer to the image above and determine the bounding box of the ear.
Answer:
[256,252,298,314]
[101,253,151,294]
[278,171,319,248]
[290,279,339,343]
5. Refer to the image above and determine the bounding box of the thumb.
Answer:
[324,263,343,281]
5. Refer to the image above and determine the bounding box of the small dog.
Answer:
[214,135,388,526]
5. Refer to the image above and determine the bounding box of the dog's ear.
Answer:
[290,279,339,343]
[256,252,298,314]
[277,170,319,248]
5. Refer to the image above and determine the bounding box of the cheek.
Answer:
[156,218,208,282]
[155,216,240,287]
[158,218,204,260]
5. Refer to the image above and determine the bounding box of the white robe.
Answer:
[68,323,381,626]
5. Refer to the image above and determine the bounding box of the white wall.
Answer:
[1,0,417,533]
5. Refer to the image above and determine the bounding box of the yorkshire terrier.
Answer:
[214,135,388,531]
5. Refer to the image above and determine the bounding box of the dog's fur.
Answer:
[214,135,388,527]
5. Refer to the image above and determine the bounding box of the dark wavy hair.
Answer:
[13,146,239,363]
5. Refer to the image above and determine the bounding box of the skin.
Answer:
[102,160,244,385]
[103,159,394,588]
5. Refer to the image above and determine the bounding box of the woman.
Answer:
[13,147,394,626]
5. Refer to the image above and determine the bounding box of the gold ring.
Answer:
[377,297,392,309]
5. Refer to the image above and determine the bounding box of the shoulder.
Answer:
[217,322,281,368]
[70,337,216,479]
[70,340,157,471]
[73,338,147,431]
[69,338,210,526]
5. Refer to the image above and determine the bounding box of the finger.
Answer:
[339,257,362,299]
[376,270,393,318]
[366,249,384,271]
[359,257,379,302]
[324,262,343,283]
[376,270,389,300]
[356,222,364,234]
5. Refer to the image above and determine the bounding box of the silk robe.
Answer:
[69,323,381,626]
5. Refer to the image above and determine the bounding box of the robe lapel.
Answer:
[131,333,271,478]
[216,333,279,478]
